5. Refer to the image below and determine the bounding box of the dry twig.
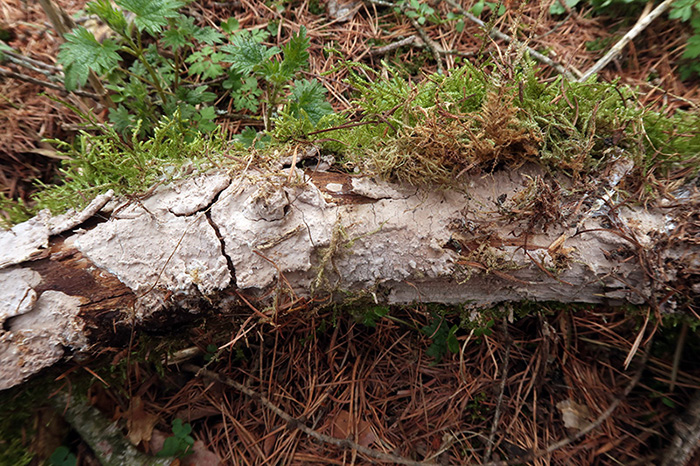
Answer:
[184,364,442,466]
[441,0,575,79]
[578,0,675,82]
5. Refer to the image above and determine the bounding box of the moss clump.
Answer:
[320,59,699,189]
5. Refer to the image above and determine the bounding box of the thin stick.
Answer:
[0,66,102,99]
[184,364,442,466]
[441,0,575,79]
[484,318,511,462]
[406,15,444,73]
[578,0,674,82]
[480,344,650,466]
[370,35,418,56]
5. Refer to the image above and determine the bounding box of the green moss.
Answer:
[319,59,699,188]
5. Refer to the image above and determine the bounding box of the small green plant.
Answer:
[357,305,390,327]
[157,418,194,458]
[204,343,219,362]
[49,446,77,466]
[57,0,332,138]
[470,0,506,17]
[669,0,700,79]
[395,0,438,25]
[422,312,460,362]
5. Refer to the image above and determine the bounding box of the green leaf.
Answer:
[0,40,12,61]
[549,0,580,15]
[221,33,280,75]
[669,0,695,22]
[447,325,460,354]
[195,106,218,132]
[86,0,128,36]
[232,76,262,112]
[162,16,197,49]
[116,0,185,35]
[186,47,226,79]
[220,17,239,34]
[288,79,333,125]
[682,33,700,58]
[58,27,120,90]
[194,26,224,45]
[235,127,270,148]
[471,0,485,16]
[281,27,310,78]
[49,446,77,466]
[108,105,135,133]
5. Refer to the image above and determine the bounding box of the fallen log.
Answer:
[0,162,697,390]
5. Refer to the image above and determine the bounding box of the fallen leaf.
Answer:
[125,396,159,446]
[330,409,376,448]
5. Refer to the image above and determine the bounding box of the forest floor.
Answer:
[1,0,700,464]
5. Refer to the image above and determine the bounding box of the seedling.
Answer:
[157,418,194,458]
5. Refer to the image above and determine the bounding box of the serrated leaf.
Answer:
[108,105,135,133]
[669,0,694,22]
[86,0,128,35]
[682,34,700,58]
[281,26,309,77]
[162,16,196,49]
[288,79,333,125]
[116,0,185,35]
[232,76,262,112]
[235,126,270,148]
[195,106,218,132]
[221,33,280,74]
[58,27,120,90]
[194,26,224,45]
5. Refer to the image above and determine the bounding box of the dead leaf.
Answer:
[330,409,376,448]
[182,440,221,466]
[125,396,159,446]
[556,399,591,431]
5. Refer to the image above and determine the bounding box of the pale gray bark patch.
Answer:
[0,290,84,390]
[0,210,50,268]
[0,267,41,325]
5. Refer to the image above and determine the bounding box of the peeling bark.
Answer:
[0,165,697,390]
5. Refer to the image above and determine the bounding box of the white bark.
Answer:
[0,164,696,389]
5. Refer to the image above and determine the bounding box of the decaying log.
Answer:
[0,163,697,390]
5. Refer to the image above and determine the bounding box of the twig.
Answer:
[578,0,674,82]
[3,50,62,77]
[51,392,173,466]
[480,343,651,466]
[483,318,511,462]
[365,0,444,73]
[662,390,700,466]
[441,0,575,79]
[0,66,102,100]
[406,16,444,73]
[370,35,418,56]
[184,364,442,466]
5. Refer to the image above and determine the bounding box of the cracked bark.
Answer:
[0,165,697,396]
